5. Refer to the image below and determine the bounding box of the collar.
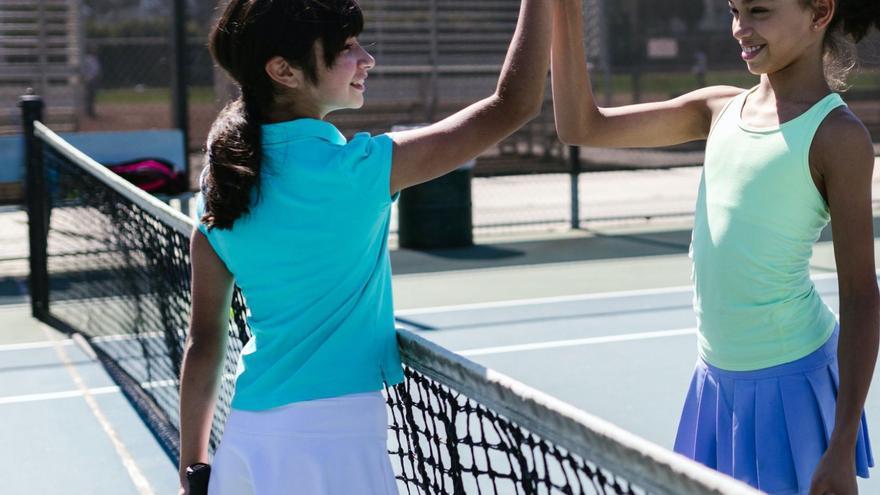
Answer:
[261,118,347,146]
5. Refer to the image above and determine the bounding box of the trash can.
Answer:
[397,159,475,249]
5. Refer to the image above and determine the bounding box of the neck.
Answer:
[759,46,830,103]
[264,94,328,123]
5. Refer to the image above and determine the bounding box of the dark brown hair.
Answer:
[202,0,363,230]
[804,0,880,90]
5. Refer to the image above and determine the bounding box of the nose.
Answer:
[359,45,375,70]
[732,17,752,41]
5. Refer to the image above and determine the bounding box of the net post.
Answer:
[569,145,581,229]
[20,91,49,320]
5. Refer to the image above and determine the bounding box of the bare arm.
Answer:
[178,229,233,490]
[809,111,879,495]
[551,0,740,148]
[388,0,553,194]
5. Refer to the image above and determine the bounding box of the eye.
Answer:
[728,7,738,17]
[343,38,358,51]
[750,7,769,14]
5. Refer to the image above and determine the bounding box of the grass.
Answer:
[597,70,760,97]
[95,68,880,106]
[96,86,216,105]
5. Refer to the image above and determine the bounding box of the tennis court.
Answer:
[3,124,880,493]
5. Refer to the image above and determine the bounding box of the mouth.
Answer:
[741,44,766,61]
[350,76,367,91]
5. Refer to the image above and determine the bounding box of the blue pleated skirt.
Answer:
[674,329,873,494]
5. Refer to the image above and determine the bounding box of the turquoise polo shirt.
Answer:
[196,118,403,411]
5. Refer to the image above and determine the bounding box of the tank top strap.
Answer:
[705,88,752,143]
[715,88,751,126]
[796,92,847,143]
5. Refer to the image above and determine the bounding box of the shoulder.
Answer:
[340,132,393,163]
[676,85,744,113]
[811,106,874,178]
[673,85,745,134]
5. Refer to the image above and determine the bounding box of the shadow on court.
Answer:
[391,228,694,275]
[391,216,880,276]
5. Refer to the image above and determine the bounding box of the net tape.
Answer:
[32,122,761,495]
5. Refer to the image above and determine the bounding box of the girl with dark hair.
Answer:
[179,0,554,493]
[552,0,879,494]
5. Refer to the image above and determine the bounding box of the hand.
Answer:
[809,445,858,495]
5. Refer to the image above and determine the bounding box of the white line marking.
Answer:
[457,328,697,357]
[92,332,164,343]
[397,272,846,316]
[0,332,170,353]
[0,386,120,404]
[395,286,694,316]
[41,328,156,495]
[0,377,183,406]
[0,302,32,312]
[0,340,74,351]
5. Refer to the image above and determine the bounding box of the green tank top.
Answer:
[691,87,843,371]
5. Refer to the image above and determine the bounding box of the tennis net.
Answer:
[24,119,761,495]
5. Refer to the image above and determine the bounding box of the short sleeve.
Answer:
[336,132,395,207]
[194,190,209,236]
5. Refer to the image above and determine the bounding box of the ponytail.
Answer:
[836,0,880,43]
[200,89,264,230]
[202,0,364,230]
[814,0,880,90]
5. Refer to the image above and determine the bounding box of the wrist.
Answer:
[828,431,859,453]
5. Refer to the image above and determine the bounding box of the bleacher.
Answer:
[0,0,80,135]
[1,0,81,201]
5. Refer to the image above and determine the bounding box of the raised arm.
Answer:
[551,0,740,148]
[178,229,233,492]
[388,0,553,195]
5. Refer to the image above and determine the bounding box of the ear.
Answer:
[810,0,835,31]
[265,56,304,89]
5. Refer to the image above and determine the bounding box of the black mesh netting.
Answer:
[31,134,716,495]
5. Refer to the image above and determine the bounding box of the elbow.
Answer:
[556,111,602,147]
[492,92,544,125]
[556,126,591,147]
[556,129,579,147]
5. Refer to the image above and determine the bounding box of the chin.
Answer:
[743,61,768,76]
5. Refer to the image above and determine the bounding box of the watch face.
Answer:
[187,463,210,477]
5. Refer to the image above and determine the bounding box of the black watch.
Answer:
[185,463,211,495]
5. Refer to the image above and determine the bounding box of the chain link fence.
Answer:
[5,0,880,234]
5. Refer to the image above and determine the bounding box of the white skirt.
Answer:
[208,391,398,495]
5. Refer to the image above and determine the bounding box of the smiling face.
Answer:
[728,0,823,75]
[310,37,375,115]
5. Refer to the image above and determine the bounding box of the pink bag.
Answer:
[107,158,188,194]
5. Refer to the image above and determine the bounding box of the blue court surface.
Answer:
[4,218,880,493]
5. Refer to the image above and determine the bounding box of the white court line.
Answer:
[457,327,697,357]
[0,375,235,406]
[396,271,844,317]
[93,332,164,343]
[0,339,73,351]
[40,328,156,495]
[0,332,168,353]
[0,386,120,405]
[395,285,693,316]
